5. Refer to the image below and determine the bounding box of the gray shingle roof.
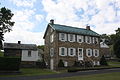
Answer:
[49,23,100,37]
[4,43,37,50]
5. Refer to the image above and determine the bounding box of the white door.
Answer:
[50,59,54,70]
[78,48,83,60]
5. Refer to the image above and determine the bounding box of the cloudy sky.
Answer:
[0,0,120,45]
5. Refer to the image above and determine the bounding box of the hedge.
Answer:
[0,57,21,71]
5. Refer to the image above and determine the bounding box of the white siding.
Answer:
[21,50,39,61]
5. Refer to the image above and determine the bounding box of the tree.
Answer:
[100,55,108,66]
[37,45,44,51]
[113,28,120,58]
[0,7,14,49]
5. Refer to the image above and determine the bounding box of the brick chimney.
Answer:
[86,25,90,30]
[50,19,54,24]
[18,41,21,44]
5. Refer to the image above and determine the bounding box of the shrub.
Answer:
[73,61,84,67]
[100,55,108,66]
[84,61,93,67]
[0,57,21,71]
[36,59,46,68]
[58,59,64,67]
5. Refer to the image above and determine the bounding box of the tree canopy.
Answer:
[0,7,14,49]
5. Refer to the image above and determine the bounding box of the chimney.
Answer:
[86,25,90,30]
[50,19,54,24]
[18,41,21,44]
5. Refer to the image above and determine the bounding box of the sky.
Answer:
[0,0,120,45]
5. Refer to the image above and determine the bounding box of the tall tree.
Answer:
[0,7,14,49]
[113,28,120,58]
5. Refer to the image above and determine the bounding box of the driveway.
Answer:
[0,68,120,80]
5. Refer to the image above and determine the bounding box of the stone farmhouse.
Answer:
[43,20,101,70]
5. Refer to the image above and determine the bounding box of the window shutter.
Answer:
[65,48,67,56]
[59,33,61,41]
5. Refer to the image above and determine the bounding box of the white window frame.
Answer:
[85,36,91,44]
[59,47,67,56]
[78,48,83,60]
[68,34,75,42]
[68,48,76,56]
[93,49,99,57]
[86,48,92,57]
[77,35,83,43]
[50,48,54,57]
[59,33,67,41]
[93,37,98,44]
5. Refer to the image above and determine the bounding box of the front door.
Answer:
[78,48,83,60]
[50,59,54,70]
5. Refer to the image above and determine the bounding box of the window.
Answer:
[59,47,67,56]
[68,48,76,56]
[86,36,91,44]
[93,49,99,57]
[28,51,31,57]
[77,35,83,43]
[78,48,83,60]
[59,33,67,41]
[68,34,75,42]
[93,37,98,44]
[50,48,54,57]
[50,34,54,43]
[86,49,92,57]
[93,61,100,65]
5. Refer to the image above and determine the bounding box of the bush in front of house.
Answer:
[36,60,46,68]
[84,61,93,67]
[58,59,64,68]
[100,55,108,66]
[0,57,21,71]
[73,61,84,67]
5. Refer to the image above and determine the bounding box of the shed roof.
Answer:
[4,43,38,50]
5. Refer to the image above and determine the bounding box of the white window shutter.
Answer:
[59,47,61,56]
[65,48,67,56]
[74,48,76,56]
[59,33,61,41]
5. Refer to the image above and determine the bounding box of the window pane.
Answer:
[28,51,31,57]
[61,33,65,40]
[61,48,65,55]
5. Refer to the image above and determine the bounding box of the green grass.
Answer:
[0,68,57,77]
[108,61,120,67]
[43,72,120,80]
[0,51,4,57]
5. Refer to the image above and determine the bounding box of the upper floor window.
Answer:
[68,34,75,42]
[93,49,99,57]
[59,33,67,41]
[68,48,76,56]
[93,37,98,44]
[77,35,83,43]
[50,48,54,57]
[59,47,67,56]
[85,36,91,44]
[28,51,31,57]
[86,49,92,57]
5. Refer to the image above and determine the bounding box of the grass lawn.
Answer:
[108,61,120,67]
[43,72,120,80]
[0,68,57,77]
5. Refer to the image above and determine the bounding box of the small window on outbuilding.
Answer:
[28,51,31,57]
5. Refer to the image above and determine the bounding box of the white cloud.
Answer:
[42,0,120,34]
[35,14,44,22]
[4,31,44,45]
[10,0,36,8]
